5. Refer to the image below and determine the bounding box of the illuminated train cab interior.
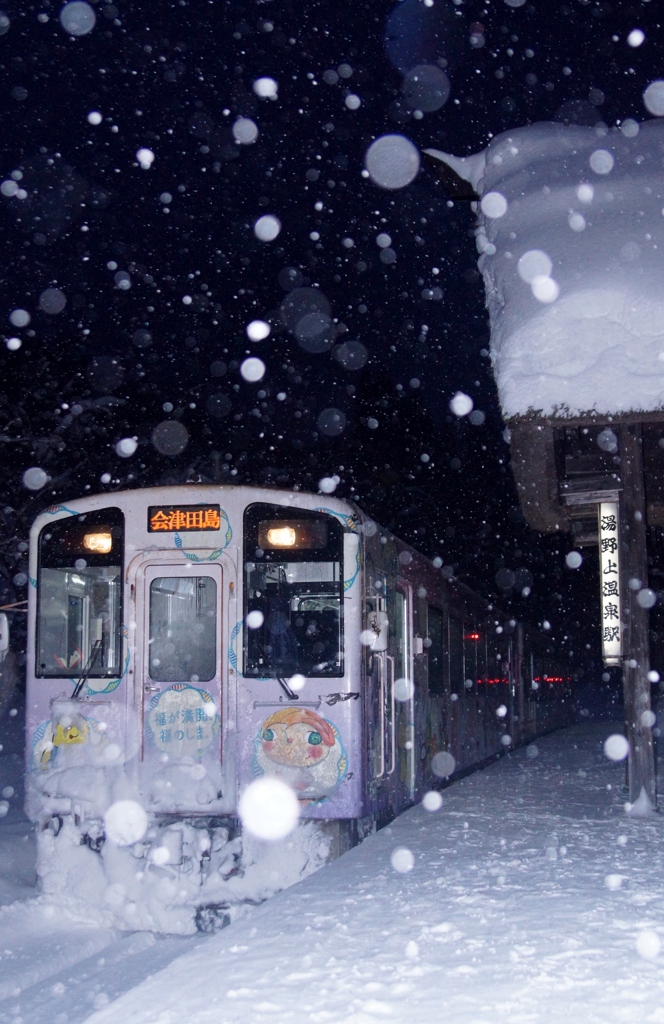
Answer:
[25,486,573,932]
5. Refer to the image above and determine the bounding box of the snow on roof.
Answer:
[429,120,664,420]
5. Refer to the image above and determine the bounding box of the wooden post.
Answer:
[619,423,656,807]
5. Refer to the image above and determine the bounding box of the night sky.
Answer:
[0,0,661,678]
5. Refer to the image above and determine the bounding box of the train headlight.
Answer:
[83,532,113,554]
[266,526,297,547]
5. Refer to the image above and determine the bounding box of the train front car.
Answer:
[25,487,365,933]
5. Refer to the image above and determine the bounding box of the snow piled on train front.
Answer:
[28,704,331,934]
[427,119,664,420]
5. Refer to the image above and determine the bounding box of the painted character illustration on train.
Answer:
[25,485,572,932]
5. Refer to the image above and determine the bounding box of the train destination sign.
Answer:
[148,504,221,532]
[598,500,622,666]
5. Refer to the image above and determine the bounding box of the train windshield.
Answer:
[36,508,124,678]
[243,504,344,678]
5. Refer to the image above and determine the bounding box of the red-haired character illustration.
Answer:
[253,708,347,802]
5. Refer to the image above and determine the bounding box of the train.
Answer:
[25,485,573,932]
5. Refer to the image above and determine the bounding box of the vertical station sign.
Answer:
[599,501,622,666]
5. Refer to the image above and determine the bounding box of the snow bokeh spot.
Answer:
[365,135,420,190]
[637,588,657,609]
[589,149,614,175]
[422,790,443,812]
[604,734,629,762]
[239,777,300,840]
[402,65,450,113]
[104,800,148,847]
[151,420,189,455]
[233,117,258,144]
[568,212,586,232]
[39,288,67,314]
[253,77,278,99]
[565,551,583,569]
[481,192,508,219]
[644,81,664,116]
[22,467,48,490]
[246,320,271,342]
[59,1,96,36]
[636,930,661,960]
[518,250,552,283]
[136,148,155,170]
[531,276,559,303]
[115,438,138,458]
[240,357,266,383]
[621,118,640,138]
[317,408,346,436]
[9,309,30,328]
[449,392,473,417]
[254,215,281,241]
[431,750,456,777]
[390,847,415,873]
[394,677,415,702]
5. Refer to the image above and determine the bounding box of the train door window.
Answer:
[394,588,409,682]
[36,508,124,679]
[148,576,217,682]
[243,504,344,678]
[427,606,445,695]
[448,613,464,695]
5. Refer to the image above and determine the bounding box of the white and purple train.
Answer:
[25,485,572,931]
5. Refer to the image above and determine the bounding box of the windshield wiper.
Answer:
[72,639,103,699]
[277,677,299,701]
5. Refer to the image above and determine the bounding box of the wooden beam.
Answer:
[509,422,570,533]
[619,424,656,807]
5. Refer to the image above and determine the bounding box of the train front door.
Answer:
[134,558,227,811]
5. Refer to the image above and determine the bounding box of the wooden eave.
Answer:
[508,413,664,535]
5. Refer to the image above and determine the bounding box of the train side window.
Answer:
[427,606,445,695]
[448,613,464,695]
[486,633,501,691]
[476,631,487,692]
[463,624,478,693]
[149,576,217,682]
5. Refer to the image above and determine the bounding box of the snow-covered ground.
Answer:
[5,708,664,1024]
[77,718,664,1024]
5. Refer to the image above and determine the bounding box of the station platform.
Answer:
[79,720,664,1024]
